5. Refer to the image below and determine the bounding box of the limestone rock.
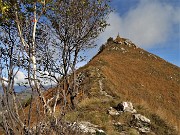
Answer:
[120,47,125,51]
[78,121,105,134]
[115,102,137,113]
[132,114,151,124]
[107,107,120,116]
[138,127,151,133]
[131,114,151,133]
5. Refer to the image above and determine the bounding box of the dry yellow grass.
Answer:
[85,40,180,132]
[17,38,179,134]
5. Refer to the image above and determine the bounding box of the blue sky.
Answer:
[1,0,179,89]
[84,0,180,67]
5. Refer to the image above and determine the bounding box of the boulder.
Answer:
[131,114,151,133]
[132,114,151,124]
[115,102,137,113]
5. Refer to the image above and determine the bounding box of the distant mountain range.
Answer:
[0,85,28,93]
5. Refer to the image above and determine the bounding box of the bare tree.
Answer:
[42,0,111,109]
[0,0,112,134]
[0,19,27,134]
[0,0,53,134]
[13,0,53,115]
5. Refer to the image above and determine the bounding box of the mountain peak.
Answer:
[15,36,180,135]
[83,36,180,134]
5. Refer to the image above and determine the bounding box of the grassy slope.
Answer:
[8,38,179,135]
[65,39,180,134]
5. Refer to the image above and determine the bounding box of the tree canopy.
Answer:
[0,0,111,134]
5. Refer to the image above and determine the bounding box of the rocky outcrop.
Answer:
[131,114,151,133]
[108,102,137,116]
[108,102,152,134]
[29,121,105,135]
[77,121,105,134]
[114,102,137,113]
[96,68,113,98]
[132,114,151,124]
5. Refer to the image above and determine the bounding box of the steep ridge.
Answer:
[71,36,180,134]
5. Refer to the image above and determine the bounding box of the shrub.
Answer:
[96,130,106,135]
[107,37,113,43]
[22,97,32,108]
[150,114,178,135]
[98,44,106,54]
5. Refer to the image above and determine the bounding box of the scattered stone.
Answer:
[107,107,120,116]
[125,39,132,44]
[113,122,122,126]
[111,46,119,50]
[97,69,113,98]
[124,39,134,48]
[78,121,105,134]
[113,122,124,132]
[118,41,123,44]
[120,47,125,51]
[138,127,151,133]
[114,39,123,44]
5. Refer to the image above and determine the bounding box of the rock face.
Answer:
[115,102,137,113]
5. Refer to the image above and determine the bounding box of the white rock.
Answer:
[108,107,120,116]
[117,41,122,44]
[133,114,151,124]
[138,127,151,133]
[121,47,125,51]
[78,121,105,134]
[122,102,137,113]
[114,102,136,113]
[97,129,105,133]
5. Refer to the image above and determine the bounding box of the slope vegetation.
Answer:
[9,36,179,135]
[69,37,180,134]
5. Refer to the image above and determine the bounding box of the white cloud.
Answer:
[14,71,27,85]
[98,13,123,43]
[14,70,57,86]
[0,71,26,88]
[0,70,57,87]
[98,0,180,49]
